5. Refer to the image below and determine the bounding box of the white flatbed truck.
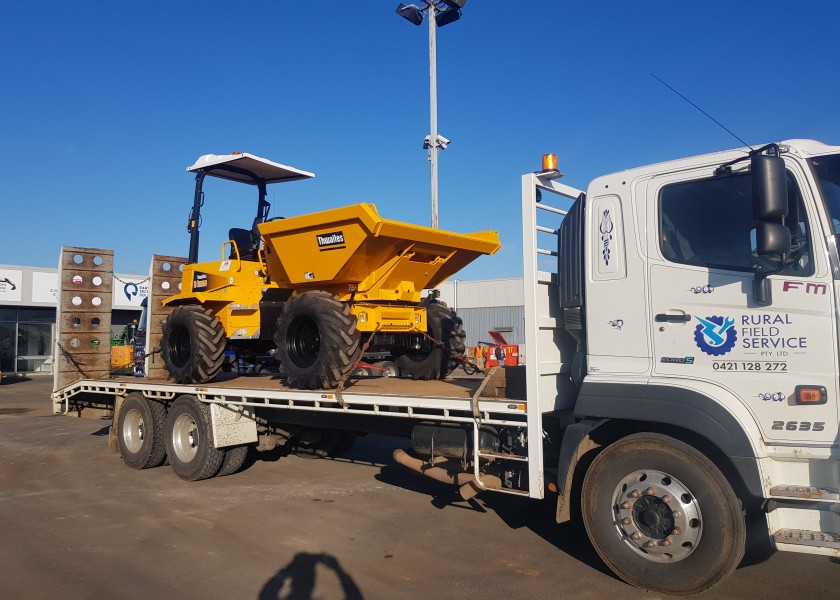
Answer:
[52,140,840,595]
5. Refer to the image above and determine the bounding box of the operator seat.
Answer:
[229,228,259,261]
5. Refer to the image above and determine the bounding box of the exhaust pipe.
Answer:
[393,448,502,500]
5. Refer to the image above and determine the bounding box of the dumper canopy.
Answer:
[185,152,315,263]
[187,153,315,184]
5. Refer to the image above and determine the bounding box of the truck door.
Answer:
[646,163,838,444]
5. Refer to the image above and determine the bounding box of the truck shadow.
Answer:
[258,552,363,600]
[372,460,618,581]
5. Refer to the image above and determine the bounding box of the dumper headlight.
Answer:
[414,313,422,324]
[358,311,368,324]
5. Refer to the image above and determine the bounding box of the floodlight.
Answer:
[442,0,468,9]
[435,7,462,27]
[396,3,424,26]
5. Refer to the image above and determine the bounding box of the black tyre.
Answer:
[329,430,358,457]
[216,445,249,477]
[581,433,745,595]
[164,395,225,481]
[161,305,226,384]
[274,291,361,389]
[117,392,167,469]
[396,303,465,380]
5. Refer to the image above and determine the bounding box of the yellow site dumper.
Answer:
[160,152,500,389]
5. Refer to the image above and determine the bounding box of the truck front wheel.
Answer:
[161,305,226,384]
[581,433,745,596]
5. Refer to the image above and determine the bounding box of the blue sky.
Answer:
[1,1,838,279]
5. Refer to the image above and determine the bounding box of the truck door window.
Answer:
[808,153,840,232]
[659,172,812,275]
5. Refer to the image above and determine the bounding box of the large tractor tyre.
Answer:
[216,445,249,477]
[396,303,466,380]
[117,392,168,469]
[164,395,225,481]
[274,291,361,390]
[161,305,226,384]
[581,433,746,596]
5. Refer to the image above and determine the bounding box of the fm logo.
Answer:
[782,281,827,295]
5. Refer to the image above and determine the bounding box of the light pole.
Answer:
[396,0,467,229]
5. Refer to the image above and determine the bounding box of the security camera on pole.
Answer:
[396,0,467,229]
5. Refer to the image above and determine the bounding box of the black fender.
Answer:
[554,382,764,522]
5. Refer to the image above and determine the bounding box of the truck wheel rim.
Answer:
[611,469,702,563]
[169,326,192,368]
[122,409,145,454]
[287,316,320,368]
[171,413,199,462]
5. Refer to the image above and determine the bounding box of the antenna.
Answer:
[650,73,753,151]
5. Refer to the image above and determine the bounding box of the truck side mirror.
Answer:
[751,153,790,307]
[752,154,788,221]
[755,221,791,258]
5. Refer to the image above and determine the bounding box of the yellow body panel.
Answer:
[350,303,427,333]
[163,257,272,338]
[258,203,500,303]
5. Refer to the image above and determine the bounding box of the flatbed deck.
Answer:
[52,372,528,428]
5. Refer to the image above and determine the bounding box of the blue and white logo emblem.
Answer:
[693,315,737,356]
[124,282,139,301]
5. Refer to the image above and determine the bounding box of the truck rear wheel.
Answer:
[396,303,465,380]
[581,433,745,595]
[117,392,167,469]
[274,291,361,389]
[161,305,226,384]
[164,395,225,481]
[216,444,249,477]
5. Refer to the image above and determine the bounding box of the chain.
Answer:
[419,331,482,375]
[113,275,150,286]
[55,341,89,378]
[335,329,379,406]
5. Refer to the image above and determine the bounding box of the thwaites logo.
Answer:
[192,271,208,291]
[316,231,345,249]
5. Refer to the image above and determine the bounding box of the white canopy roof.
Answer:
[186,152,315,184]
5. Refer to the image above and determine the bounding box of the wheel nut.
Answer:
[620,502,631,510]
[631,532,642,540]
[662,494,672,503]
[643,541,656,549]
[659,538,672,546]
[672,527,682,535]
[629,490,641,498]
[645,487,657,496]
[622,517,632,525]
[672,510,682,518]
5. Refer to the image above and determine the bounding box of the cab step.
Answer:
[769,485,840,502]
[773,529,840,550]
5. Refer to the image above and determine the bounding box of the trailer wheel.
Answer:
[161,305,226,384]
[274,291,361,389]
[164,395,225,481]
[581,433,745,595]
[216,445,249,477]
[117,392,167,469]
[396,303,465,380]
[330,430,358,457]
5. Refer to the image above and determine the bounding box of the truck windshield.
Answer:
[808,154,840,233]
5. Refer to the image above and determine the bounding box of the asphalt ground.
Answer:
[1,375,838,600]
